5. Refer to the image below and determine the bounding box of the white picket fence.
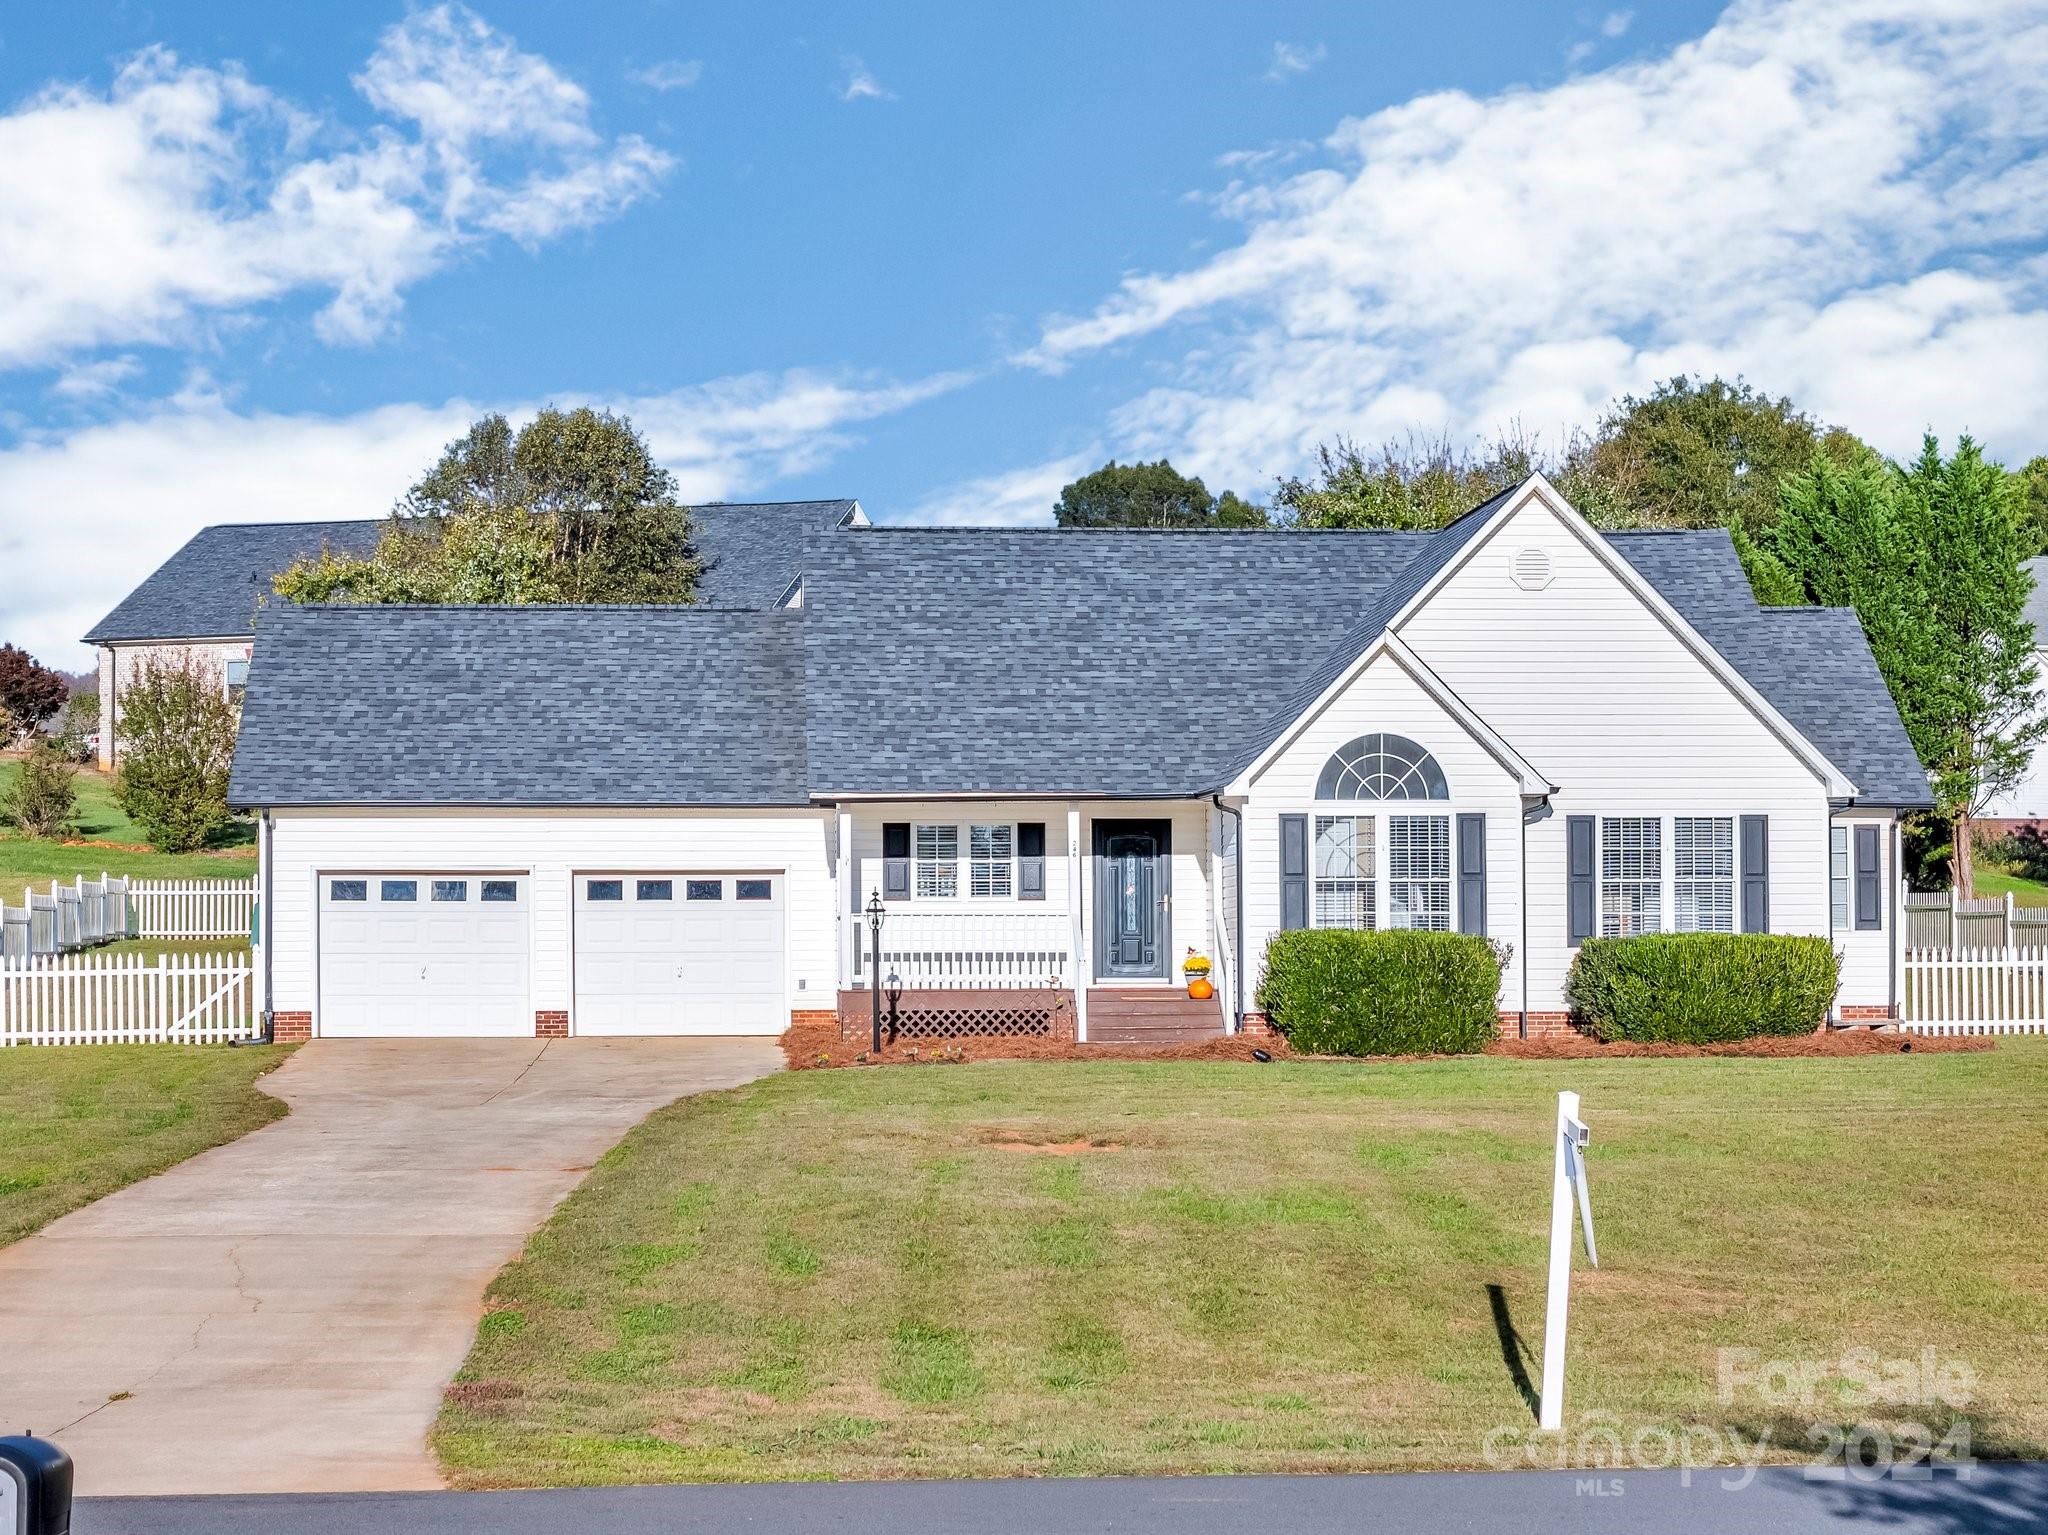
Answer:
[1901,947,2048,1036]
[0,950,258,1046]
[0,875,256,961]
[128,877,258,940]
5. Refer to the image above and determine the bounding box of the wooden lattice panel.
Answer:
[891,1005,1054,1040]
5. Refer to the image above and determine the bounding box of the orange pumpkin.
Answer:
[1186,977,1216,1000]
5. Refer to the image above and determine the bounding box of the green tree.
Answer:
[2,734,78,839]
[2014,455,2048,558]
[113,656,240,854]
[275,408,701,605]
[1275,433,1539,530]
[1772,438,2045,895]
[1577,375,1868,532]
[1053,460,1266,528]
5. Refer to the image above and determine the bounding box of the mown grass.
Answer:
[0,760,256,896]
[0,1044,293,1245]
[435,1041,2048,1485]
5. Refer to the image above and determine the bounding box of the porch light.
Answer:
[865,889,886,1054]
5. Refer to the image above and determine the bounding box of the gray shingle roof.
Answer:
[85,500,859,644]
[228,605,807,807]
[85,520,388,643]
[800,526,1431,796]
[226,495,1930,809]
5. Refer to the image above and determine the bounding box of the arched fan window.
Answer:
[1315,733,1449,800]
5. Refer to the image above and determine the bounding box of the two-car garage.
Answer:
[314,870,787,1038]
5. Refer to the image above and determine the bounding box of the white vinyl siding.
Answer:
[1673,816,1735,933]
[1600,816,1662,937]
[269,808,833,1029]
[1387,814,1452,930]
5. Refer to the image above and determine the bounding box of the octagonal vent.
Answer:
[1511,546,1553,591]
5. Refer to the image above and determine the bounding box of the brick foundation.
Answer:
[1499,1011,1577,1039]
[1836,1005,1898,1027]
[1237,1011,1277,1037]
[271,1011,312,1043]
[789,1008,837,1030]
[535,1010,568,1038]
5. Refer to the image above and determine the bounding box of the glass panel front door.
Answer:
[1092,820,1170,980]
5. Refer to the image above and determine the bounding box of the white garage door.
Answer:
[574,873,785,1035]
[318,874,531,1037]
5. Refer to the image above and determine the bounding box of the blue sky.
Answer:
[3,1,2045,666]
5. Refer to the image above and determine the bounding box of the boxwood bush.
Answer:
[1256,929,1501,1057]
[1565,933,1839,1043]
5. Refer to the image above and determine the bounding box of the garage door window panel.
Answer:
[737,879,772,900]
[588,879,623,901]
[381,880,417,902]
[330,879,367,902]
[432,880,468,902]
[687,880,723,900]
[482,881,518,903]
[637,880,674,901]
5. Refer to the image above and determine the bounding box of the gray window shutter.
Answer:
[1457,813,1487,935]
[1017,822,1046,901]
[1279,814,1309,930]
[1854,824,1882,930]
[1567,815,1596,945]
[1740,815,1769,932]
[882,822,911,902]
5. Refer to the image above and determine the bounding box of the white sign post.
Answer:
[1538,1088,1596,1432]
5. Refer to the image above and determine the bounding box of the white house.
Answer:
[83,500,865,770]
[223,476,1930,1044]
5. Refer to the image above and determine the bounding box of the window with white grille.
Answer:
[969,824,1014,898]
[1673,817,1735,932]
[1313,815,1376,929]
[915,824,958,898]
[1600,817,1662,936]
[1388,815,1452,930]
[1830,826,1850,930]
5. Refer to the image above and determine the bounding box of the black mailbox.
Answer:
[0,1437,71,1535]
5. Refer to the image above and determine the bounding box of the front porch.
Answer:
[830,799,1239,1044]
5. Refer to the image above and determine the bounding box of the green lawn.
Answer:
[1970,868,2048,906]
[436,1042,2048,1486]
[0,1044,293,1246]
[0,759,256,897]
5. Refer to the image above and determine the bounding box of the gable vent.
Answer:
[1511,547,1553,591]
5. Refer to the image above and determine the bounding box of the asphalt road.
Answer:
[74,1462,2048,1534]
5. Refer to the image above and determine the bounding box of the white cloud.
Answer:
[51,357,143,400]
[839,57,893,102]
[1023,0,2048,489]
[0,4,672,370]
[630,59,704,92]
[896,451,1101,527]
[0,367,966,668]
[1265,42,1327,83]
[1601,10,1636,38]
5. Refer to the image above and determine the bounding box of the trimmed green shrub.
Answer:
[1256,929,1501,1057]
[1566,933,1839,1043]
[2,735,78,839]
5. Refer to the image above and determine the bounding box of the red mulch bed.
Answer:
[779,1021,1987,1070]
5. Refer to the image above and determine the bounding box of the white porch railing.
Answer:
[129,877,258,940]
[1901,947,2048,1035]
[852,910,1074,990]
[0,950,258,1045]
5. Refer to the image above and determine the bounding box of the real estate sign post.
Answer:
[1538,1089,1597,1432]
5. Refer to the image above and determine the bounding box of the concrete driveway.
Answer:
[0,1037,780,1497]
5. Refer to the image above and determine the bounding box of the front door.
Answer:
[1093,819,1171,980]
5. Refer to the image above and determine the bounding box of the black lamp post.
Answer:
[865,888,886,1054]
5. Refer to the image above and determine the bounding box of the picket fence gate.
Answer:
[0,950,258,1046]
[1900,947,2048,1036]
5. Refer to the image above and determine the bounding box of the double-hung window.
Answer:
[914,823,1015,899]
[1600,817,1662,936]
[914,824,959,898]
[969,823,1014,897]
[1313,815,1375,929]
[1388,815,1452,930]
[1673,817,1735,932]
[1830,826,1850,929]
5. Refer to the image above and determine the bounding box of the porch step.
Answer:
[1084,987,1225,1046]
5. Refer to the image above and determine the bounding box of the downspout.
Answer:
[245,808,275,1046]
[1213,795,1245,1031]
[1519,802,1530,1039]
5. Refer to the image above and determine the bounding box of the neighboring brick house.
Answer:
[83,500,864,770]
[227,475,1933,1046]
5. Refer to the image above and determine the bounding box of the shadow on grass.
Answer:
[1486,1283,1539,1421]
